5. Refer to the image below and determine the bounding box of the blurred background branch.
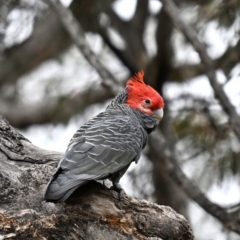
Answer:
[48,0,122,95]
[150,129,240,234]
[161,0,240,143]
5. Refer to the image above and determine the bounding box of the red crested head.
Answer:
[125,71,164,119]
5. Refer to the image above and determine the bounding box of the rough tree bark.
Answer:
[0,116,193,240]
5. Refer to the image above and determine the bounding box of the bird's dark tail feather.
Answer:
[43,171,84,203]
[43,183,80,203]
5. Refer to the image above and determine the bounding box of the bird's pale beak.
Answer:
[154,108,164,120]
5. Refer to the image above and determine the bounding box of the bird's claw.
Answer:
[118,189,126,200]
[111,182,126,200]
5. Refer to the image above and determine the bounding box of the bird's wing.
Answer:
[62,110,145,175]
[44,110,147,202]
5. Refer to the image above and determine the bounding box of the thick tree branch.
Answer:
[149,130,240,235]
[161,0,240,143]
[0,116,193,239]
[48,0,121,95]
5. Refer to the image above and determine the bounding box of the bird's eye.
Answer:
[145,99,151,104]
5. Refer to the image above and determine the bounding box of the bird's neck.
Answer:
[132,109,159,134]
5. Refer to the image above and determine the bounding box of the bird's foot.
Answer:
[111,182,126,200]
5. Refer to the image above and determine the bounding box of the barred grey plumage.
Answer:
[43,72,164,202]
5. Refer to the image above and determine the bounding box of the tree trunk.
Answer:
[0,116,193,240]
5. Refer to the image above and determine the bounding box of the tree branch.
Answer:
[161,0,240,143]
[101,1,149,70]
[149,130,240,235]
[48,0,122,95]
[171,37,239,80]
[99,28,138,76]
[146,8,173,92]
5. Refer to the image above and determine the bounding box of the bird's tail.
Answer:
[43,170,84,203]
